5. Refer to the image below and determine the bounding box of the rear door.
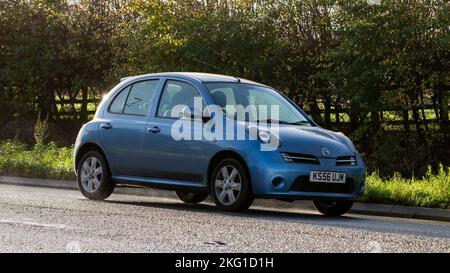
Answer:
[99,79,160,176]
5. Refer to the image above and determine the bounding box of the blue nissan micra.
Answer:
[74,72,365,216]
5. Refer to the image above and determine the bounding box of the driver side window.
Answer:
[157,80,201,118]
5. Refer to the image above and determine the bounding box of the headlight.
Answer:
[258,130,281,151]
[245,125,281,150]
[258,131,271,143]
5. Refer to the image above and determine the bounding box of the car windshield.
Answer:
[205,82,310,125]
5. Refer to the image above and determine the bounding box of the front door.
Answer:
[140,79,209,182]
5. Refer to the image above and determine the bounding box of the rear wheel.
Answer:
[210,158,254,212]
[313,200,353,216]
[77,150,114,200]
[175,191,208,204]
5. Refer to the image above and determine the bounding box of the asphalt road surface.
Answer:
[0,184,449,253]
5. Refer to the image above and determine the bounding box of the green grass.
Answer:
[364,166,450,209]
[0,140,449,209]
[0,141,75,180]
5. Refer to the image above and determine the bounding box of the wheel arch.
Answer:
[75,142,110,173]
[207,150,252,190]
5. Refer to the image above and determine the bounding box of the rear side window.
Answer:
[109,86,131,114]
[108,80,159,116]
[124,80,159,116]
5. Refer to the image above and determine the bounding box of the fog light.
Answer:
[272,177,285,189]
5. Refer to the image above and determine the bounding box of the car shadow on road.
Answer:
[103,199,359,223]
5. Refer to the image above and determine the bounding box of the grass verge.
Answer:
[0,140,449,209]
[0,141,74,180]
[364,166,449,209]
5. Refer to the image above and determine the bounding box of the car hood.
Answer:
[266,125,356,158]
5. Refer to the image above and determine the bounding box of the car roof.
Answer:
[121,72,268,87]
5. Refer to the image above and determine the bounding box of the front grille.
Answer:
[290,176,355,194]
[336,156,357,166]
[280,152,320,165]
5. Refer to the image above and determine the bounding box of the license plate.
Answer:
[309,171,346,183]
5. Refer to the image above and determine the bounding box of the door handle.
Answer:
[147,126,161,134]
[100,123,113,130]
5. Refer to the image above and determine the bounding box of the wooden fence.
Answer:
[52,97,446,131]
[53,98,99,121]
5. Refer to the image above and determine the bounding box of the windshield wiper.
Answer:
[255,119,309,125]
[285,120,311,125]
[255,119,285,124]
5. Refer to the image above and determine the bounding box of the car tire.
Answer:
[313,200,353,216]
[210,158,254,212]
[77,150,115,200]
[175,191,209,204]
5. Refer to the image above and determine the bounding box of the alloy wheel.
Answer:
[214,165,242,205]
[80,157,103,193]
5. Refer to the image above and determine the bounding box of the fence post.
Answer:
[402,110,410,133]
[439,89,448,131]
[335,103,340,127]
[80,88,88,122]
[324,96,331,128]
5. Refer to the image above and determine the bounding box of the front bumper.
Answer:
[245,149,366,200]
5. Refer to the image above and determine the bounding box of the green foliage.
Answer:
[34,113,49,144]
[0,141,74,180]
[0,0,128,122]
[354,127,449,177]
[365,164,450,209]
[328,0,449,131]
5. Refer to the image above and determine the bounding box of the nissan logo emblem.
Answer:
[321,148,330,157]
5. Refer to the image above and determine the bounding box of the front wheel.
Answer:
[77,151,115,200]
[313,200,353,216]
[210,159,254,212]
[176,191,208,204]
